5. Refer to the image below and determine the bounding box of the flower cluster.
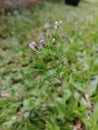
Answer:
[29,39,45,52]
[54,20,62,30]
[29,20,63,52]
[29,38,57,52]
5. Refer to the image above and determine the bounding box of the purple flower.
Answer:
[29,42,36,49]
[40,39,45,45]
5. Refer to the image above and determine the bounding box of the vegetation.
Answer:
[0,1,98,130]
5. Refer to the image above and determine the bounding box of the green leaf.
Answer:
[90,102,98,130]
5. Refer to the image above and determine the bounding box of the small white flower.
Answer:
[12,116,16,120]
[59,20,62,25]
[53,38,56,42]
[55,21,58,25]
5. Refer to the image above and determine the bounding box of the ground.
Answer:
[0,1,98,130]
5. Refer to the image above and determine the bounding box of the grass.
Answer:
[0,1,98,130]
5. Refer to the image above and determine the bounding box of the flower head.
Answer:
[59,20,62,25]
[55,21,59,25]
[53,38,56,42]
[40,39,45,45]
[53,38,56,45]
[29,42,36,50]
